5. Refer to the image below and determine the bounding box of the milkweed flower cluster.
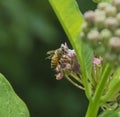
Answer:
[81,0,120,66]
[47,43,80,80]
[47,43,104,91]
[47,43,120,110]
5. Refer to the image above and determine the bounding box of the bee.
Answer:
[47,48,66,69]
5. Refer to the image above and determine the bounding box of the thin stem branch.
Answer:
[65,75,85,90]
[70,73,83,84]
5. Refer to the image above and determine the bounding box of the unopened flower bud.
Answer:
[105,17,118,30]
[95,9,106,17]
[114,29,120,37]
[87,30,100,41]
[100,29,112,40]
[72,61,80,74]
[81,0,120,66]
[97,2,110,10]
[109,37,120,49]
[106,6,117,17]
[116,13,120,23]
[68,50,76,57]
[84,11,95,23]
[112,0,120,8]
[65,64,71,71]
[93,57,102,65]
[95,15,106,29]
[56,73,63,80]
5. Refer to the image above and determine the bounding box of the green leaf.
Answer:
[49,0,84,46]
[74,39,94,99]
[0,73,30,117]
[49,0,94,98]
[98,110,120,117]
[77,40,94,81]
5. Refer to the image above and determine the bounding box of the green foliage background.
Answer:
[0,0,96,117]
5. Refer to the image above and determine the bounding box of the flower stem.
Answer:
[70,73,83,84]
[85,64,111,117]
[65,75,85,90]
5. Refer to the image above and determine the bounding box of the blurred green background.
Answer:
[0,0,96,117]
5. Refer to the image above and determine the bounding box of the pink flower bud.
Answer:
[56,73,63,80]
[93,58,102,65]
[65,64,71,71]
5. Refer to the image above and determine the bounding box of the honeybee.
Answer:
[47,48,66,69]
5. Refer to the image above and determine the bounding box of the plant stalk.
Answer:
[85,64,111,117]
[85,100,99,117]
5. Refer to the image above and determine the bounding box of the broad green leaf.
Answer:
[98,110,120,117]
[76,40,93,81]
[0,73,30,117]
[49,0,93,98]
[49,0,83,46]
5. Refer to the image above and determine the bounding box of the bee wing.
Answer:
[46,50,55,60]
[46,50,55,55]
[46,55,52,60]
